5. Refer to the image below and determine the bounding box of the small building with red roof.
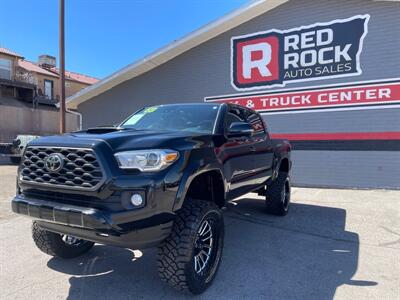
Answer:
[0,47,98,143]
[0,48,98,106]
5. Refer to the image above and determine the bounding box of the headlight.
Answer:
[114,149,179,171]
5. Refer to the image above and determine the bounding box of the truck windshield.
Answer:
[120,104,220,134]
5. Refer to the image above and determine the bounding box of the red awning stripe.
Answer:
[270,132,400,141]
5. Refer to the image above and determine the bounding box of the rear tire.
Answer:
[157,198,224,294]
[32,222,94,258]
[265,172,291,216]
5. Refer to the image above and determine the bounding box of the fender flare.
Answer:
[172,165,226,211]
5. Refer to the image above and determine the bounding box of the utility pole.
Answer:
[59,0,66,133]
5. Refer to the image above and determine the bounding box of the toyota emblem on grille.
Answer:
[45,153,64,172]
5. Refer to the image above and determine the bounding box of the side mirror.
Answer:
[227,122,254,137]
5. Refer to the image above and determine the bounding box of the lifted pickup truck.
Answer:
[12,103,291,294]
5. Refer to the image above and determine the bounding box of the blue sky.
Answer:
[0,0,248,79]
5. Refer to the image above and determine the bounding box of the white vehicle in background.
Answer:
[0,135,40,164]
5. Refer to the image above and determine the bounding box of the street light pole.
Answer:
[59,0,66,133]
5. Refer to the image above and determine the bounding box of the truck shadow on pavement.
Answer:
[47,198,377,299]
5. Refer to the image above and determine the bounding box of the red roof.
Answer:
[3,46,98,85]
[49,67,99,85]
[18,60,56,77]
[0,47,23,58]
[17,60,99,85]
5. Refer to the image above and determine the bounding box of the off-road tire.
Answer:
[157,198,224,294]
[265,172,291,216]
[32,222,94,258]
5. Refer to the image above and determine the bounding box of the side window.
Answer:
[225,112,243,129]
[246,111,265,135]
[0,58,12,80]
[225,107,245,132]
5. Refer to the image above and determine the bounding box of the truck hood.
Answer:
[28,127,213,152]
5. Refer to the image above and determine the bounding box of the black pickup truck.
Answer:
[12,103,291,294]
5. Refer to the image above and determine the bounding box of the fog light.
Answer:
[130,194,143,206]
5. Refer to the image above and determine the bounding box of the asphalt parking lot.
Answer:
[0,163,399,299]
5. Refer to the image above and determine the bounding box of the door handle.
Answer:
[249,146,256,152]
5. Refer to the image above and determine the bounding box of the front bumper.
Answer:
[12,194,174,248]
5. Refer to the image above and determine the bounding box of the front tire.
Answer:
[32,222,94,258]
[157,199,224,294]
[265,172,291,216]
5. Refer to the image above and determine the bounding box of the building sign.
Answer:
[205,79,400,114]
[231,15,369,91]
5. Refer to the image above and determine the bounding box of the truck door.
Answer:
[245,110,274,185]
[222,107,258,199]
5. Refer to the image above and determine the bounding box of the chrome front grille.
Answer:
[20,147,104,190]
